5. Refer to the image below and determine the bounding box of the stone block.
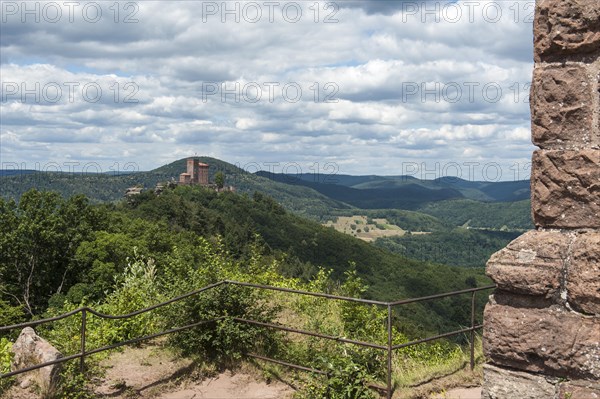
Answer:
[486,230,570,298]
[567,231,600,314]
[483,302,600,379]
[482,364,557,399]
[531,64,595,149]
[11,327,62,394]
[534,0,600,62]
[531,149,600,229]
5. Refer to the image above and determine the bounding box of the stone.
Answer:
[530,64,595,149]
[558,380,600,399]
[596,68,600,148]
[567,232,600,314]
[11,327,62,394]
[483,302,600,379]
[486,230,570,298]
[531,149,600,229]
[481,364,557,399]
[534,0,600,62]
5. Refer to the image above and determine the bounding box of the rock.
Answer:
[486,230,570,298]
[558,380,600,399]
[531,149,600,229]
[568,232,600,314]
[482,364,557,399]
[483,302,600,379]
[11,327,63,394]
[534,0,600,62]
[530,64,595,149]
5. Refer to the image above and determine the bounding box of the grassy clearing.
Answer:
[324,215,431,242]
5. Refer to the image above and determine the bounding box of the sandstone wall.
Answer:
[482,1,600,398]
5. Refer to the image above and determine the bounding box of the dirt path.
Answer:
[432,387,481,398]
[157,371,293,399]
[94,345,294,399]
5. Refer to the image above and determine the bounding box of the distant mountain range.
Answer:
[0,157,533,229]
[256,172,530,207]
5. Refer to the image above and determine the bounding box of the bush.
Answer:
[165,284,280,363]
[0,338,14,394]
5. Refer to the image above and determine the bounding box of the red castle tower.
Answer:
[179,158,209,185]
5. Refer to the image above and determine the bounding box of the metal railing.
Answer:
[0,280,495,398]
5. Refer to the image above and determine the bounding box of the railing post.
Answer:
[80,308,87,374]
[470,291,476,371]
[387,304,393,399]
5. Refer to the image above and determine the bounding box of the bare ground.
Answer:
[431,387,481,399]
[4,342,482,399]
[3,343,294,399]
[94,345,295,399]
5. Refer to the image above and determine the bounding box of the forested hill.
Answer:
[0,158,349,218]
[0,157,533,230]
[256,171,531,206]
[0,186,489,335]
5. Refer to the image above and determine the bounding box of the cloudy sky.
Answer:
[1,0,536,181]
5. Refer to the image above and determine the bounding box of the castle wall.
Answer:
[482,1,600,397]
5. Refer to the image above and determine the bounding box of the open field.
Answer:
[324,215,430,242]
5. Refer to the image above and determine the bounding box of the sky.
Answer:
[0,0,536,182]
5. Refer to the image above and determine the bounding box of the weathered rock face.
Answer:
[481,364,557,399]
[558,380,600,399]
[486,230,570,298]
[568,232,600,314]
[484,302,600,379]
[530,64,595,148]
[534,0,600,62]
[11,327,63,393]
[531,149,600,229]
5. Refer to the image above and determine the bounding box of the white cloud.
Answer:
[0,0,536,180]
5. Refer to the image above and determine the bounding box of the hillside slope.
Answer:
[123,185,490,333]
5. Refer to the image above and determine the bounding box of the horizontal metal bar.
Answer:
[0,352,83,379]
[83,317,224,357]
[1,317,224,380]
[389,285,495,307]
[0,308,83,332]
[85,281,226,319]
[247,353,327,375]
[392,324,483,350]
[1,282,496,332]
[226,280,390,306]
[233,317,387,350]
[367,382,390,394]
[0,282,227,331]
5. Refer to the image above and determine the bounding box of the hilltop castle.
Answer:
[125,157,234,199]
[179,158,209,185]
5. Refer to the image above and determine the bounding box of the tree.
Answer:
[215,171,225,189]
[0,190,101,315]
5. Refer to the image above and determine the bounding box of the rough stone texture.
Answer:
[568,232,600,314]
[534,0,600,62]
[531,149,600,229]
[483,302,600,379]
[481,364,557,399]
[493,290,555,309]
[596,65,600,148]
[484,0,600,396]
[558,380,600,399]
[531,64,595,149]
[11,327,62,393]
[486,230,570,298]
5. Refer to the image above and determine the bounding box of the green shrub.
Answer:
[0,337,14,394]
[295,355,376,399]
